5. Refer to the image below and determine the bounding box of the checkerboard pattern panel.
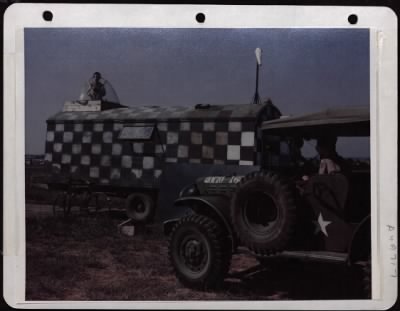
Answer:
[45,119,260,187]
[157,121,258,166]
[44,121,163,186]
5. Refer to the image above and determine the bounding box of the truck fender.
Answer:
[163,218,181,236]
[348,215,371,265]
[166,196,238,252]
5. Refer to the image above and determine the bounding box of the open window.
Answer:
[262,135,295,169]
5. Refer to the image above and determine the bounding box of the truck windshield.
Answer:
[262,135,370,172]
[301,137,370,160]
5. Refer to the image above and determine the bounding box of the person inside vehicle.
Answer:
[288,136,305,164]
[301,135,347,181]
[87,72,106,100]
[316,135,343,175]
[288,136,313,174]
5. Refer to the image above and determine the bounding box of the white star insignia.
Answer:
[313,212,332,237]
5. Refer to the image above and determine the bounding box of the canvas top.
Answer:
[47,102,277,123]
[261,106,370,136]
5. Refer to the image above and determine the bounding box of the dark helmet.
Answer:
[316,135,337,150]
[93,72,102,79]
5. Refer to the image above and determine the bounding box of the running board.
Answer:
[277,251,348,263]
[238,247,348,264]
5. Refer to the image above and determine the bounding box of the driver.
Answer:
[300,135,346,184]
[316,136,343,175]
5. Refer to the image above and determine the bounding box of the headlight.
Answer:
[179,184,199,197]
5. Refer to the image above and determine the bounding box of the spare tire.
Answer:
[230,171,295,255]
[125,193,155,223]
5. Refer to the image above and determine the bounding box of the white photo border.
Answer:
[3,3,398,310]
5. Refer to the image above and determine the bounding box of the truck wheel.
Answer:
[168,214,231,290]
[125,193,155,223]
[231,171,296,255]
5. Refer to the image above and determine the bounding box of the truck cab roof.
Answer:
[47,101,280,123]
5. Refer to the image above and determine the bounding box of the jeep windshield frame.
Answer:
[260,106,370,171]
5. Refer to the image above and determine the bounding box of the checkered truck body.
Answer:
[44,103,280,189]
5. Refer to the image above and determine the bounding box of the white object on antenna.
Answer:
[255,47,262,65]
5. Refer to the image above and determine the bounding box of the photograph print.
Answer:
[24,26,372,301]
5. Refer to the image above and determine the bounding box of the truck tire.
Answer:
[230,171,296,255]
[125,193,155,223]
[168,214,232,290]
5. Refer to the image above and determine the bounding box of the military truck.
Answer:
[44,76,281,221]
[165,106,371,296]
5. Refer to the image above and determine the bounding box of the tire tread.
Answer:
[231,172,296,255]
[168,214,231,290]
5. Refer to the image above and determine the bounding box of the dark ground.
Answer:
[24,162,369,300]
[25,203,368,301]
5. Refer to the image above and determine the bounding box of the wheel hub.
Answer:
[135,201,145,213]
[181,238,207,271]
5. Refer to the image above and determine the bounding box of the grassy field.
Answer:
[26,205,368,301]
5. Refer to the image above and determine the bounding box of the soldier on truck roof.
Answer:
[87,72,106,100]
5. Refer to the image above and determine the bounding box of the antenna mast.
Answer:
[252,47,262,105]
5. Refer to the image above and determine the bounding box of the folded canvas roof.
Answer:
[261,106,370,137]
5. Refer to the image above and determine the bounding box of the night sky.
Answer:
[25,28,370,156]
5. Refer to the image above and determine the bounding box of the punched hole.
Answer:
[43,11,53,22]
[348,14,358,25]
[196,13,206,23]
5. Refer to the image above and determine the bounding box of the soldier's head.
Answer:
[316,135,337,158]
[93,72,102,81]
